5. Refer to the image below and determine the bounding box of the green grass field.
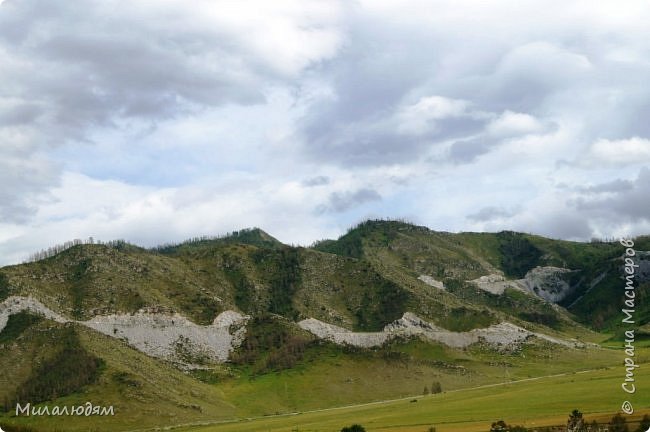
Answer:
[220,342,622,415]
[177,364,650,432]
[1,333,643,432]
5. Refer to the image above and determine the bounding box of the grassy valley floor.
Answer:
[1,343,643,431]
[175,364,650,432]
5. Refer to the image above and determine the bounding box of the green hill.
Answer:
[1,220,647,431]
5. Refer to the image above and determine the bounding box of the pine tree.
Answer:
[567,409,586,432]
[636,414,650,432]
[610,413,629,432]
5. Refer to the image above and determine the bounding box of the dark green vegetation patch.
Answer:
[0,272,9,301]
[231,315,313,375]
[0,312,43,344]
[12,326,104,407]
[252,247,302,320]
[496,231,543,278]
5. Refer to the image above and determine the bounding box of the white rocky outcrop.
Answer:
[520,266,574,303]
[85,310,248,363]
[1,296,581,364]
[469,274,527,295]
[0,296,68,331]
[418,275,445,290]
[297,318,390,348]
[469,267,575,303]
[387,313,560,349]
[299,312,579,350]
[0,296,248,364]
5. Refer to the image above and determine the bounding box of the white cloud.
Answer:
[2,1,650,265]
[486,111,545,138]
[0,0,345,223]
[0,168,394,264]
[586,137,650,166]
[496,42,592,82]
[396,96,471,134]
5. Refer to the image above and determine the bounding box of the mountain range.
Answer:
[1,220,648,431]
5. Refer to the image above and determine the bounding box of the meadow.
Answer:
[176,363,650,432]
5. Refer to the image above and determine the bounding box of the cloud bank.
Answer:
[1,0,649,264]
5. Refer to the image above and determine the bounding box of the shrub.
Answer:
[341,425,366,432]
[491,420,509,432]
[610,413,629,432]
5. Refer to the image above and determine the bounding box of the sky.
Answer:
[1,0,649,265]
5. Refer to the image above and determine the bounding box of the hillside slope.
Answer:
[0,221,647,431]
